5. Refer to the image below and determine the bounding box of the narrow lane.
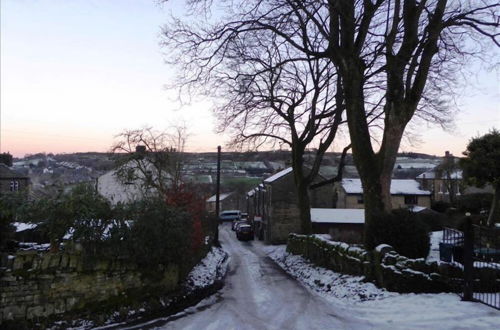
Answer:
[130,224,361,330]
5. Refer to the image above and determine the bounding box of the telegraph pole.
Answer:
[214,145,221,246]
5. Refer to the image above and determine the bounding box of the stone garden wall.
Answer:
[287,234,465,293]
[0,249,180,325]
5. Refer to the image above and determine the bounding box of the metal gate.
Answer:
[441,221,500,310]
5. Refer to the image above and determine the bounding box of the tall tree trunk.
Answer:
[488,184,500,226]
[378,119,407,210]
[291,144,312,235]
[341,62,390,248]
[296,179,312,235]
[341,60,409,248]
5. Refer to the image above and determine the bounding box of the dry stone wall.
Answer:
[0,250,179,325]
[287,234,466,293]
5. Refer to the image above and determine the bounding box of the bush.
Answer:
[416,210,448,231]
[24,184,113,251]
[431,201,451,213]
[329,228,363,244]
[127,198,193,271]
[457,193,493,214]
[19,184,202,275]
[365,209,430,259]
[0,193,26,250]
[0,208,15,250]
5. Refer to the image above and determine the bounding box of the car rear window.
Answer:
[223,212,239,216]
[240,226,251,232]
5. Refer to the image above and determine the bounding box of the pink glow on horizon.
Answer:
[1,0,498,159]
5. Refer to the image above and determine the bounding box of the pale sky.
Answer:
[1,0,499,158]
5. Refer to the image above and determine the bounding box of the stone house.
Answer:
[416,169,462,203]
[247,167,335,244]
[246,184,266,240]
[97,156,173,204]
[416,168,493,203]
[335,178,431,210]
[206,192,244,214]
[97,168,146,204]
[415,151,494,204]
[0,164,31,196]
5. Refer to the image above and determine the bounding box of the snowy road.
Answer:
[120,224,499,330]
[124,224,362,330]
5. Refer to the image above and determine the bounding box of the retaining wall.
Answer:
[0,250,179,325]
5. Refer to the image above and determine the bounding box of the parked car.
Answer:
[219,210,241,222]
[236,224,254,241]
[232,219,248,231]
[241,212,248,220]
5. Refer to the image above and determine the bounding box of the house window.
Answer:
[404,195,418,205]
[357,195,364,204]
[10,180,19,192]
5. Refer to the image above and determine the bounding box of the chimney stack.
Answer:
[135,145,146,159]
[136,145,146,154]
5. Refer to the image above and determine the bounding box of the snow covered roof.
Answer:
[310,208,365,224]
[247,188,256,197]
[263,167,293,183]
[206,192,233,202]
[342,179,431,195]
[416,169,462,180]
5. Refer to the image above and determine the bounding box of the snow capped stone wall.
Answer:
[286,234,467,293]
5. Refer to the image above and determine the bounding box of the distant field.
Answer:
[222,177,262,186]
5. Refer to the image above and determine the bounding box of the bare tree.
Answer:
[163,0,499,246]
[111,126,188,198]
[435,152,462,205]
[163,18,346,234]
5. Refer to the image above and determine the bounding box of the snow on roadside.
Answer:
[266,245,500,329]
[266,245,393,303]
[184,246,228,291]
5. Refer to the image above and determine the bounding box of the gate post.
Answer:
[463,213,474,301]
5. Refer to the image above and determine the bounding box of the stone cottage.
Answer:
[0,163,30,196]
[335,178,431,210]
[416,168,493,203]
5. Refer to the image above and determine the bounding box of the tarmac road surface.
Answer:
[122,224,363,330]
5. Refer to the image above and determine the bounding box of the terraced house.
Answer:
[247,167,334,244]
